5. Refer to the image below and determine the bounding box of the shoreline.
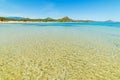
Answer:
[0,21,88,24]
[0,21,42,24]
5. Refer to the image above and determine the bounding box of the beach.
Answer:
[0,21,42,24]
[0,23,120,80]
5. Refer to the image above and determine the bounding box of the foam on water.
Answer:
[0,22,120,80]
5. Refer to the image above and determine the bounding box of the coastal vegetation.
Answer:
[0,16,93,22]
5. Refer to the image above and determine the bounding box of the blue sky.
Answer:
[0,0,120,21]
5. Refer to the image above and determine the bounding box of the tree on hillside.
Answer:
[0,17,6,21]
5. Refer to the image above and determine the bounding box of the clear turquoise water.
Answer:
[0,22,120,79]
[0,22,120,48]
[0,22,120,55]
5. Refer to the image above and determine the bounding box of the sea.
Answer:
[0,22,120,79]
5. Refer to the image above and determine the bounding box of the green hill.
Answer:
[57,16,74,22]
[0,16,93,22]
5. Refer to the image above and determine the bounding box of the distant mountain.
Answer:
[43,17,56,22]
[105,20,113,22]
[0,16,93,22]
[6,17,24,20]
[57,16,74,22]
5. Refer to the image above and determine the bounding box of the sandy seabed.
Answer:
[0,24,120,80]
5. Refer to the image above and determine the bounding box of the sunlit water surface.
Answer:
[0,22,120,80]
